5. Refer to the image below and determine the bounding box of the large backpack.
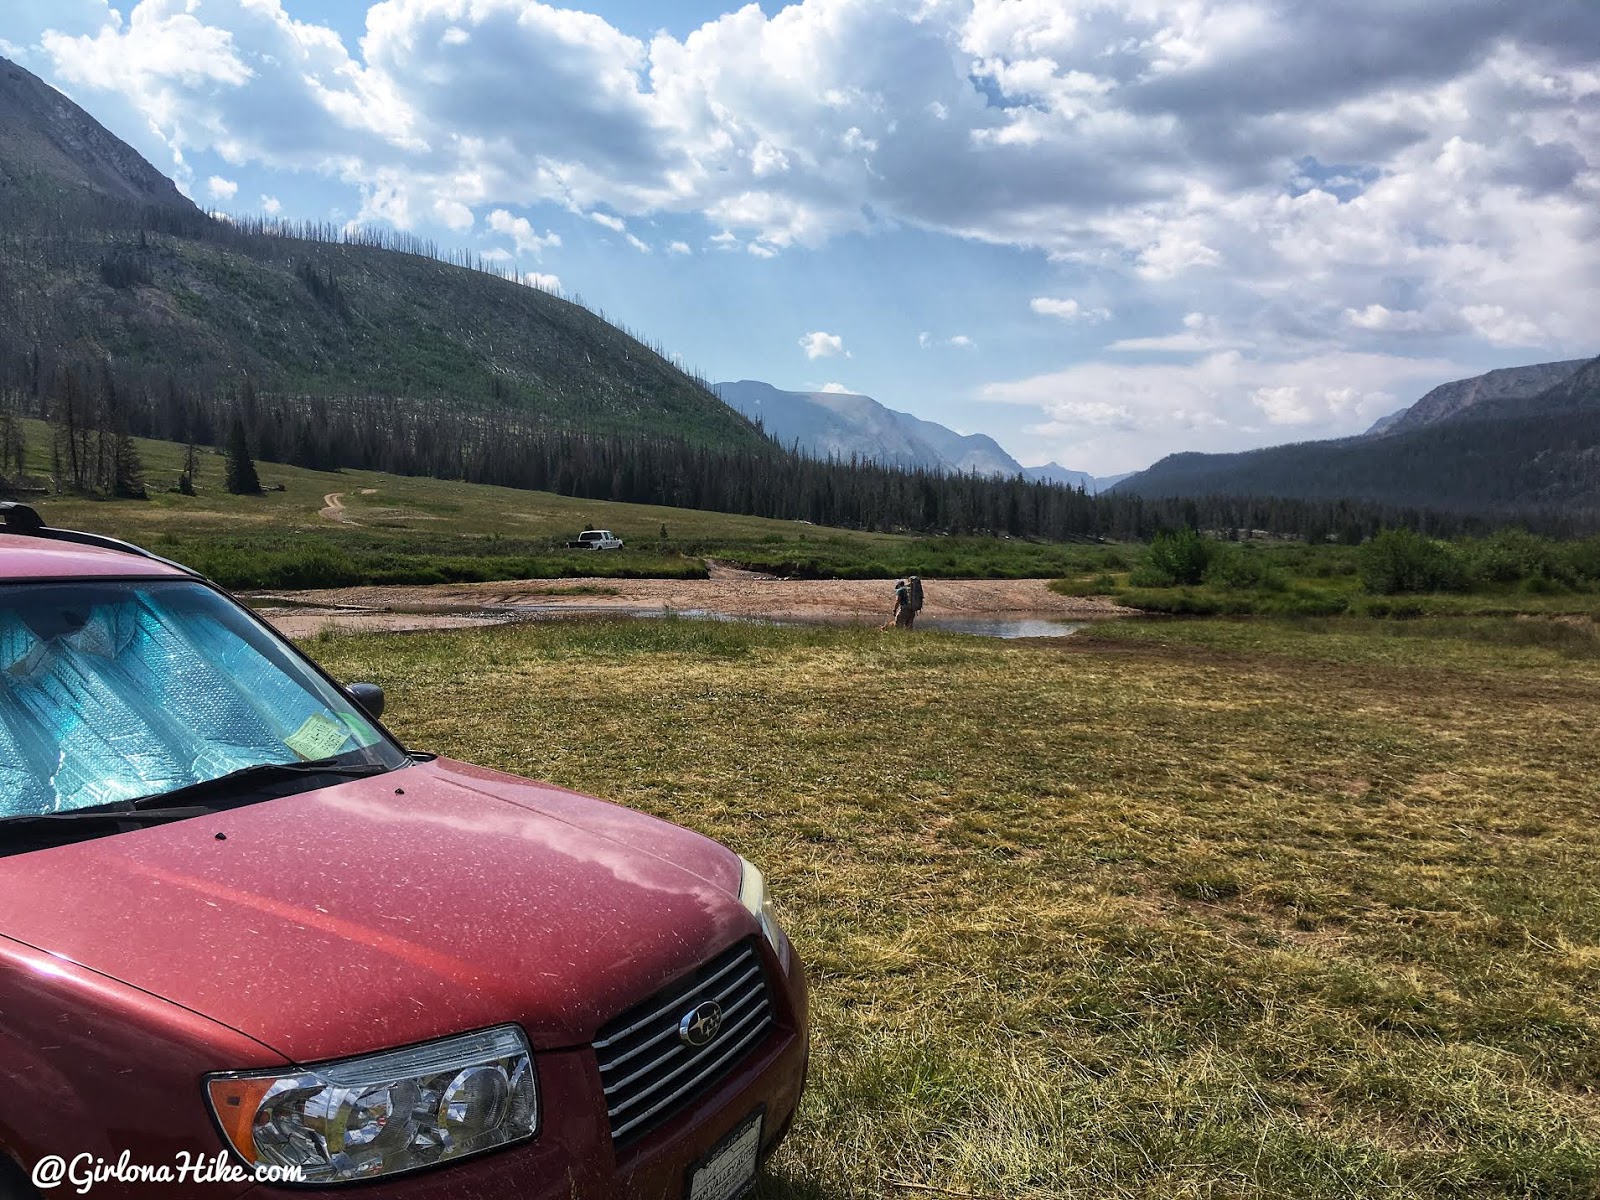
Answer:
[909,576,924,612]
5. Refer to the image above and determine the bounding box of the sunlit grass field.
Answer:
[303,614,1600,1199]
[7,419,1115,586]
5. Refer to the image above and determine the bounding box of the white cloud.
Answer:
[1110,312,1239,353]
[799,330,847,360]
[1461,304,1546,347]
[625,232,652,253]
[1031,297,1111,323]
[948,334,975,348]
[666,240,691,255]
[820,382,853,393]
[21,0,1600,459]
[1136,236,1222,281]
[260,193,282,215]
[487,209,560,256]
[206,175,237,201]
[1251,385,1315,425]
[521,271,561,292]
[920,331,976,349]
[434,197,474,232]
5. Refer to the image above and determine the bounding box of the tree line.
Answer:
[3,352,1596,543]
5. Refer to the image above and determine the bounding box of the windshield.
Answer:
[0,579,406,818]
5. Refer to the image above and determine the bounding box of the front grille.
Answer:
[593,939,774,1145]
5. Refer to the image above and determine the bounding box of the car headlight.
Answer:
[739,856,791,970]
[205,1026,537,1185]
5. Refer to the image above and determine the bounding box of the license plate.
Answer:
[687,1108,763,1200]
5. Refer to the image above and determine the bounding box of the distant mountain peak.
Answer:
[1367,358,1589,437]
[716,379,1023,476]
[715,380,1127,486]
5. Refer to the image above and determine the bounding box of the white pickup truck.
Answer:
[566,529,624,551]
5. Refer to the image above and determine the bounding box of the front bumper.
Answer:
[247,947,808,1199]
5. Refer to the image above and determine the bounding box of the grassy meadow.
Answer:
[302,613,1600,1199]
[6,420,1117,588]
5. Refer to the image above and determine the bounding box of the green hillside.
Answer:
[1120,356,1600,512]
[3,230,759,445]
[0,54,762,449]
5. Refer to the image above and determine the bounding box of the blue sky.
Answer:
[2,0,1596,473]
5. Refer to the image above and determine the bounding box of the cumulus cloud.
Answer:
[920,331,976,349]
[434,197,473,231]
[206,175,237,201]
[799,330,847,360]
[666,240,691,255]
[487,208,560,255]
[33,0,1597,343]
[20,0,1600,463]
[260,193,282,214]
[521,271,561,292]
[1032,297,1112,323]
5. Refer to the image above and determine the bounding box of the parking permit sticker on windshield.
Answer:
[285,713,353,761]
[339,712,378,746]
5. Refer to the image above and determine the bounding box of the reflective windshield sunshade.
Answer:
[0,581,400,818]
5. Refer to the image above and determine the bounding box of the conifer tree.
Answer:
[224,416,261,495]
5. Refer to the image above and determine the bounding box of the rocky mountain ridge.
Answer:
[716,380,1122,486]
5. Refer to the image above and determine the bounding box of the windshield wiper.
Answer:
[0,806,212,830]
[129,759,392,809]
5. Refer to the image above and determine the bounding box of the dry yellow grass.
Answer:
[305,615,1600,1198]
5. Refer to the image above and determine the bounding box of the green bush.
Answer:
[1205,544,1287,592]
[1360,529,1470,595]
[1466,530,1567,587]
[1560,536,1600,585]
[1144,528,1214,586]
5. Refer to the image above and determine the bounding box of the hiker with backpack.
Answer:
[883,576,924,630]
[883,579,913,630]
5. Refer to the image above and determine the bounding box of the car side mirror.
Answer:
[346,682,386,720]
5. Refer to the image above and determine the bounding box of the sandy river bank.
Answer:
[251,577,1134,638]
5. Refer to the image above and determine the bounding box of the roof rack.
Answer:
[0,502,201,577]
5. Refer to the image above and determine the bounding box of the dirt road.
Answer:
[254,577,1132,637]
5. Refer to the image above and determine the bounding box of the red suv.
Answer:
[0,504,807,1199]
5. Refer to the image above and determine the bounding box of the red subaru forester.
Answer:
[0,504,807,1200]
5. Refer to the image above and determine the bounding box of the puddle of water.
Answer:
[629,609,1086,639]
[916,616,1085,639]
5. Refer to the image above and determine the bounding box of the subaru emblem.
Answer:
[678,1001,724,1048]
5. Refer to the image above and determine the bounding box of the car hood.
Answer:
[0,758,751,1060]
